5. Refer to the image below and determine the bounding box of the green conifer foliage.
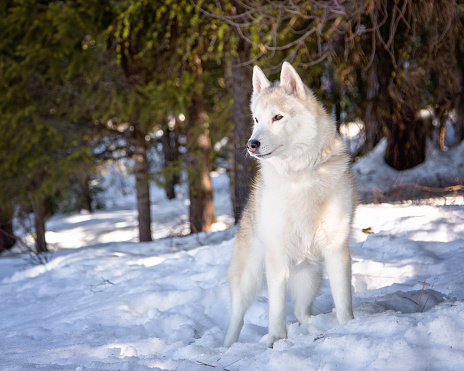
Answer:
[0,0,106,251]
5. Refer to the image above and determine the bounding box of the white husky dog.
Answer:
[223,62,357,348]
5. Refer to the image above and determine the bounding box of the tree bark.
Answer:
[134,124,152,242]
[76,170,92,212]
[0,204,16,252]
[436,104,452,151]
[32,197,47,253]
[455,92,464,143]
[231,37,255,223]
[363,60,387,152]
[224,37,237,221]
[327,64,342,132]
[187,84,215,234]
[384,63,428,170]
[455,37,464,143]
[226,140,237,220]
[160,118,179,200]
[384,102,428,170]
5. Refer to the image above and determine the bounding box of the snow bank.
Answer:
[354,138,464,203]
[1,202,464,370]
[1,139,464,370]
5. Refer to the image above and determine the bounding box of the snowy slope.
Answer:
[354,138,464,203]
[1,143,464,370]
[1,203,464,370]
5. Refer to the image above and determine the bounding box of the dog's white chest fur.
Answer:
[258,168,319,259]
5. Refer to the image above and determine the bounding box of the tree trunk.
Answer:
[32,197,47,253]
[364,60,387,152]
[455,93,464,143]
[436,105,450,151]
[76,170,92,212]
[384,65,428,170]
[134,124,152,242]
[384,102,428,170]
[224,36,238,221]
[160,117,180,200]
[226,140,237,221]
[327,64,342,132]
[187,84,215,234]
[455,37,464,143]
[0,204,16,252]
[231,38,255,223]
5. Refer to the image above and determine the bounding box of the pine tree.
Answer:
[107,0,235,233]
[0,0,118,251]
[0,204,16,252]
[0,0,99,252]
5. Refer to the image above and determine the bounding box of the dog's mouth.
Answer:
[250,145,283,159]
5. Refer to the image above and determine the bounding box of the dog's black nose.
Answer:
[247,139,260,152]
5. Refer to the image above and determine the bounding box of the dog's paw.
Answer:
[266,333,287,348]
[295,311,312,325]
[337,311,354,325]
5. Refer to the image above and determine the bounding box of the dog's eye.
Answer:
[254,117,258,123]
[273,114,283,122]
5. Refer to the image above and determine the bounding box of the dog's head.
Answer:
[247,62,332,168]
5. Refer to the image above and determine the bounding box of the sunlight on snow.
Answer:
[127,256,167,267]
[352,260,417,293]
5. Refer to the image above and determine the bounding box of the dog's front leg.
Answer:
[324,247,354,324]
[265,250,289,348]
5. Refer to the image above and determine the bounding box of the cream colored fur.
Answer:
[223,62,357,348]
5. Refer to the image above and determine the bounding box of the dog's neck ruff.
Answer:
[262,136,347,179]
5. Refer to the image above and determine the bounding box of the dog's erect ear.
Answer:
[252,65,271,95]
[280,62,306,98]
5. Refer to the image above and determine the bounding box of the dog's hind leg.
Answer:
[289,260,322,324]
[223,241,264,347]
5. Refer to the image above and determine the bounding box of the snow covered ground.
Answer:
[354,138,464,203]
[1,142,464,370]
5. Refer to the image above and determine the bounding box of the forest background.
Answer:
[1,0,464,254]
